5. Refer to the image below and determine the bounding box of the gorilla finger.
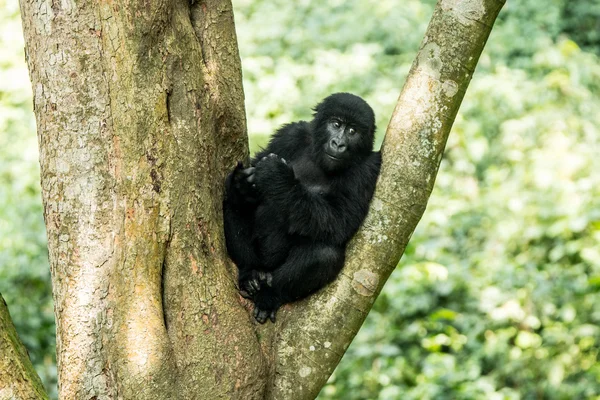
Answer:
[249,279,260,293]
[255,309,268,324]
[242,167,255,176]
[269,310,277,323]
[261,153,276,161]
[243,282,256,296]
[265,273,273,287]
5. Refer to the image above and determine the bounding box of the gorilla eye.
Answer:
[348,127,356,135]
[332,121,341,128]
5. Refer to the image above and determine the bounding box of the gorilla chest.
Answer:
[291,159,330,195]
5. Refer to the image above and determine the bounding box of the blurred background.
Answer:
[1,0,599,398]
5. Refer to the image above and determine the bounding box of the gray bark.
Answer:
[0,294,49,399]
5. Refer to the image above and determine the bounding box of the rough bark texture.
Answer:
[0,294,49,399]
[19,0,263,398]
[16,0,504,399]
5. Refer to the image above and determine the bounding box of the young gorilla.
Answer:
[223,93,381,323]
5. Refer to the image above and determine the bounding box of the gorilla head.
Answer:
[311,92,376,172]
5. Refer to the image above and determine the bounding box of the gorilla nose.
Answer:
[329,138,347,154]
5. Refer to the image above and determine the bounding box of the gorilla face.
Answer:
[312,93,376,173]
[318,118,365,171]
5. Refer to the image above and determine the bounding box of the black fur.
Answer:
[223,93,381,323]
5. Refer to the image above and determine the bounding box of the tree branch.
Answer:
[269,0,506,398]
[0,294,48,399]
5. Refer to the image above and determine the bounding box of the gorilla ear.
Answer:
[311,102,323,118]
[311,100,330,128]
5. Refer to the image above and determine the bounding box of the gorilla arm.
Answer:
[253,154,375,246]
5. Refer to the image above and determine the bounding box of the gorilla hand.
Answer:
[254,154,294,196]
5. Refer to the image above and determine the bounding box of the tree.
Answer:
[0,297,48,399]
[1,0,504,398]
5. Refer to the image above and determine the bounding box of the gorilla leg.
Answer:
[252,243,345,323]
[223,166,262,295]
[223,205,261,291]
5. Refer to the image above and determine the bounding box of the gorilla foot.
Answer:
[253,306,277,324]
[231,162,258,203]
[252,291,281,324]
[240,270,273,297]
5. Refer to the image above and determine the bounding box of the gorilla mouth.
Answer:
[325,153,342,161]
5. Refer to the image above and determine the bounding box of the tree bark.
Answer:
[19,0,261,398]
[0,294,49,399]
[16,0,504,398]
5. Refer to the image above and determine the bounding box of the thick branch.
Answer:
[268,0,506,398]
[19,0,260,398]
[0,294,48,400]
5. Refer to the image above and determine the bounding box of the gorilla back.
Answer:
[223,93,381,323]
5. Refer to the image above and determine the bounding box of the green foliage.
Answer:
[561,0,600,55]
[2,0,600,398]
[236,0,434,149]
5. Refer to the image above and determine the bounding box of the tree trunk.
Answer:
[0,294,49,399]
[14,0,504,398]
[19,0,261,398]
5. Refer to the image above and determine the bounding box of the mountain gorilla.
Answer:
[223,93,381,323]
